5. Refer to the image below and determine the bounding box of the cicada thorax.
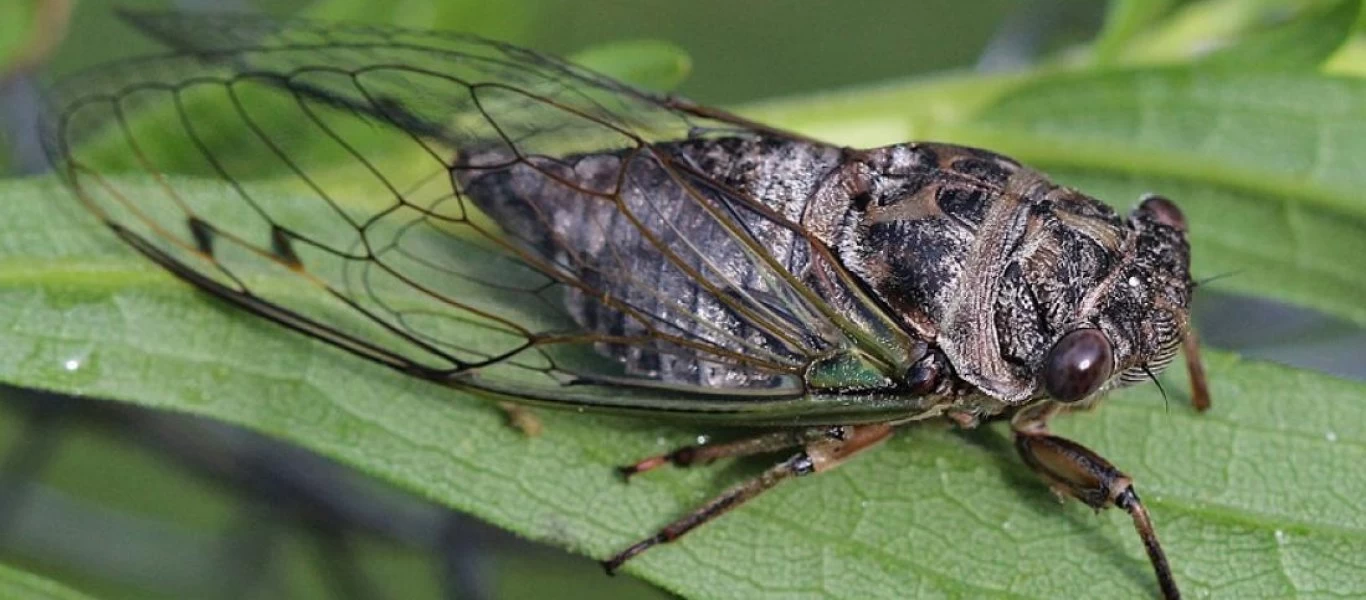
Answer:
[826,139,1198,415]
[833,143,1147,407]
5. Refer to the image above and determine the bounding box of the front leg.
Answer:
[1012,402,1180,600]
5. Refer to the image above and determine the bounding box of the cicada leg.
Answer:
[496,402,543,437]
[1182,328,1210,413]
[1012,403,1180,600]
[617,425,855,479]
[603,423,893,574]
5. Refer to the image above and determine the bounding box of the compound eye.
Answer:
[1042,329,1115,403]
[1139,194,1186,231]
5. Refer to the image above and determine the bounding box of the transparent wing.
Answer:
[43,10,925,423]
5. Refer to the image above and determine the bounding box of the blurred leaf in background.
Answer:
[1093,0,1355,66]
[1091,0,1179,62]
[1197,0,1360,69]
[570,39,694,91]
[0,0,50,173]
[0,3,40,67]
[0,562,95,600]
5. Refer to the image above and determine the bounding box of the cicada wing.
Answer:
[44,11,924,421]
[113,10,818,146]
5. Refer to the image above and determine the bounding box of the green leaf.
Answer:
[0,403,666,600]
[570,40,693,91]
[0,0,38,174]
[745,70,1029,146]
[1093,0,1177,64]
[1106,0,1330,66]
[0,562,97,600]
[300,0,538,42]
[1324,36,1366,74]
[1197,0,1361,70]
[0,0,39,73]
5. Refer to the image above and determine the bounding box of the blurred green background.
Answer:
[41,0,1100,102]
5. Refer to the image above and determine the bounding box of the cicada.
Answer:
[44,11,1209,599]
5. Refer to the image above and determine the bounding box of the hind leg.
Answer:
[603,423,893,573]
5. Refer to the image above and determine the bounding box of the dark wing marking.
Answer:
[43,10,926,423]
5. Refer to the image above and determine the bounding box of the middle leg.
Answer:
[617,425,856,479]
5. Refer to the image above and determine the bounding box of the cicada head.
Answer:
[1039,194,1195,405]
